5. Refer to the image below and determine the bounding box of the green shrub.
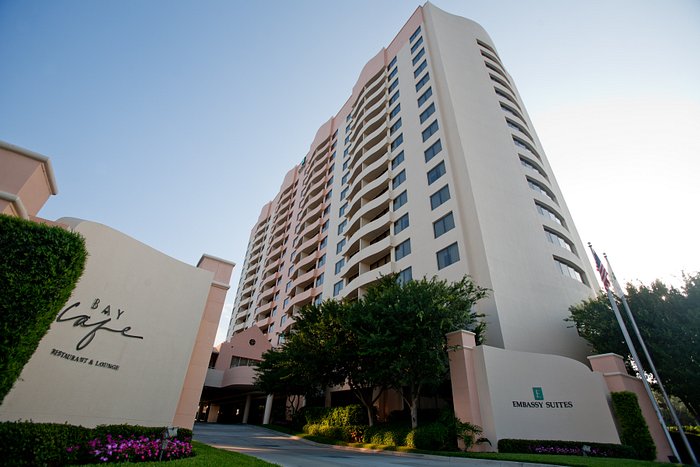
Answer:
[0,214,87,403]
[297,404,367,427]
[406,422,449,450]
[611,391,657,460]
[497,438,637,458]
[0,421,191,465]
[362,425,411,446]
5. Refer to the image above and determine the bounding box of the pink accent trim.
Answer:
[589,354,673,461]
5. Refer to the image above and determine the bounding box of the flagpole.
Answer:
[604,253,697,465]
[588,244,680,462]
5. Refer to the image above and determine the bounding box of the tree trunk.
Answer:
[410,396,419,429]
[367,404,375,427]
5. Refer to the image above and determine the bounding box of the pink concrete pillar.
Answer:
[447,330,484,451]
[589,353,673,462]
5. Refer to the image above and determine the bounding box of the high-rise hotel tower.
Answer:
[228,3,596,361]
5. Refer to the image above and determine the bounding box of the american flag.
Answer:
[591,247,611,290]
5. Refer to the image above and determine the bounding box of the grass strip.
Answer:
[262,424,669,467]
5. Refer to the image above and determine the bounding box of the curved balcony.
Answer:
[292,268,317,291]
[353,70,385,116]
[342,236,391,280]
[266,244,284,264]
[258,285,275,302]
[353,92,386,139]
[294,249,319,273]
[288,287,317,309]
[353,168,389,209]
[494,85,521,111]
[346,189,391,234]
[298,217,323,240]
[299,205,324,230]
[342,261,393,300]
[297,232,321,256]
[348,153,388,200]
[220,365,257,388]
[345,208,391,254]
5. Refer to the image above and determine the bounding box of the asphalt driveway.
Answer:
[193,423,555,467]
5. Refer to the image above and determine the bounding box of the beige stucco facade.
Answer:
[228,3,596,362]
[1,141,234,430]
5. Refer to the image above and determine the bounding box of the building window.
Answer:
[333,280,344,297]
[424,139,442,162]
[388,55,397,70]
[437,242,460,270]
[388,66,398,80]
[324,190,333,201]
[418,87,433,107]
[414,59,427,78]
[336,238,346,253]
[285,280,292,292]
[555,257,585,283]
[319,236,327,249]
[323,205,331,217]
[335,258,345,274]
[398,267,412,285]
[395,239,411,261]
[390,118,402,135]
[283,297,289,309]
[410,36,423,54]
[433,212,455,238]
[422,120,439,142]
[391,134,404,151]
[338,220,347,234]
[394,213,409,234]
[288,265,294,276]
[340,187,348,200]
[419,103,435,124]
[430,185,450,210]
[520,157,547,179]
[389,78,399,92]
[345,134,351,144]
[317,254,326,267]
[536,202,564,226]
[343,147,349,157]
[341,172,349,185]
[326,176,334,187]
[390,104,401,119]
[281,315,287,326]
[393,190,408,211]
[545,228,574,253]
[528,179,556,203]
[339,203,348,217]
[391,151,404,169]
[314,294,323,305]
[410,25,421,43]
[271,307,277,317]
[342,159,349,171]
[427,161,446,185]
[315,273,324,287]
[415,73,430,92]
[412,48,425,65]
[321,220,329,232]
[392,169,406,189]
[389,90,400,105]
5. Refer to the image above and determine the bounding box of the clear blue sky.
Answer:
[2,0,699,344]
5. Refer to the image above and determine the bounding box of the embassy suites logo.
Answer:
[512,387,574,409]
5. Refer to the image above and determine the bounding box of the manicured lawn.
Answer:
[263,424,670,467]
[112,441,278,466]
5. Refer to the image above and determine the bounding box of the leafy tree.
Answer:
[254,274,488,428]
[567,273,700,421]
[354,275,488,428]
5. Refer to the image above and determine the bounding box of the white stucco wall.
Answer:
[474,345,620,445]
[0,218,214,427]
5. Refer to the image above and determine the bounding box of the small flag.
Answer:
[589,244,611,290]
[604,253,626,298]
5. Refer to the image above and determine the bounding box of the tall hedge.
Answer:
[611,391,657,460]
[0,214,87,403]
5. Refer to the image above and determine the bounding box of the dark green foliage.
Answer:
[298,404,367,427]
[611,391,657,460]
[406,422,450,450]
[567,274,700,420]
[0,421,191,465]
[302,424,366,443]
[255,274,487,428]
[0,214,87,403]
[497,438,637,459]
[362,425,412,446]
